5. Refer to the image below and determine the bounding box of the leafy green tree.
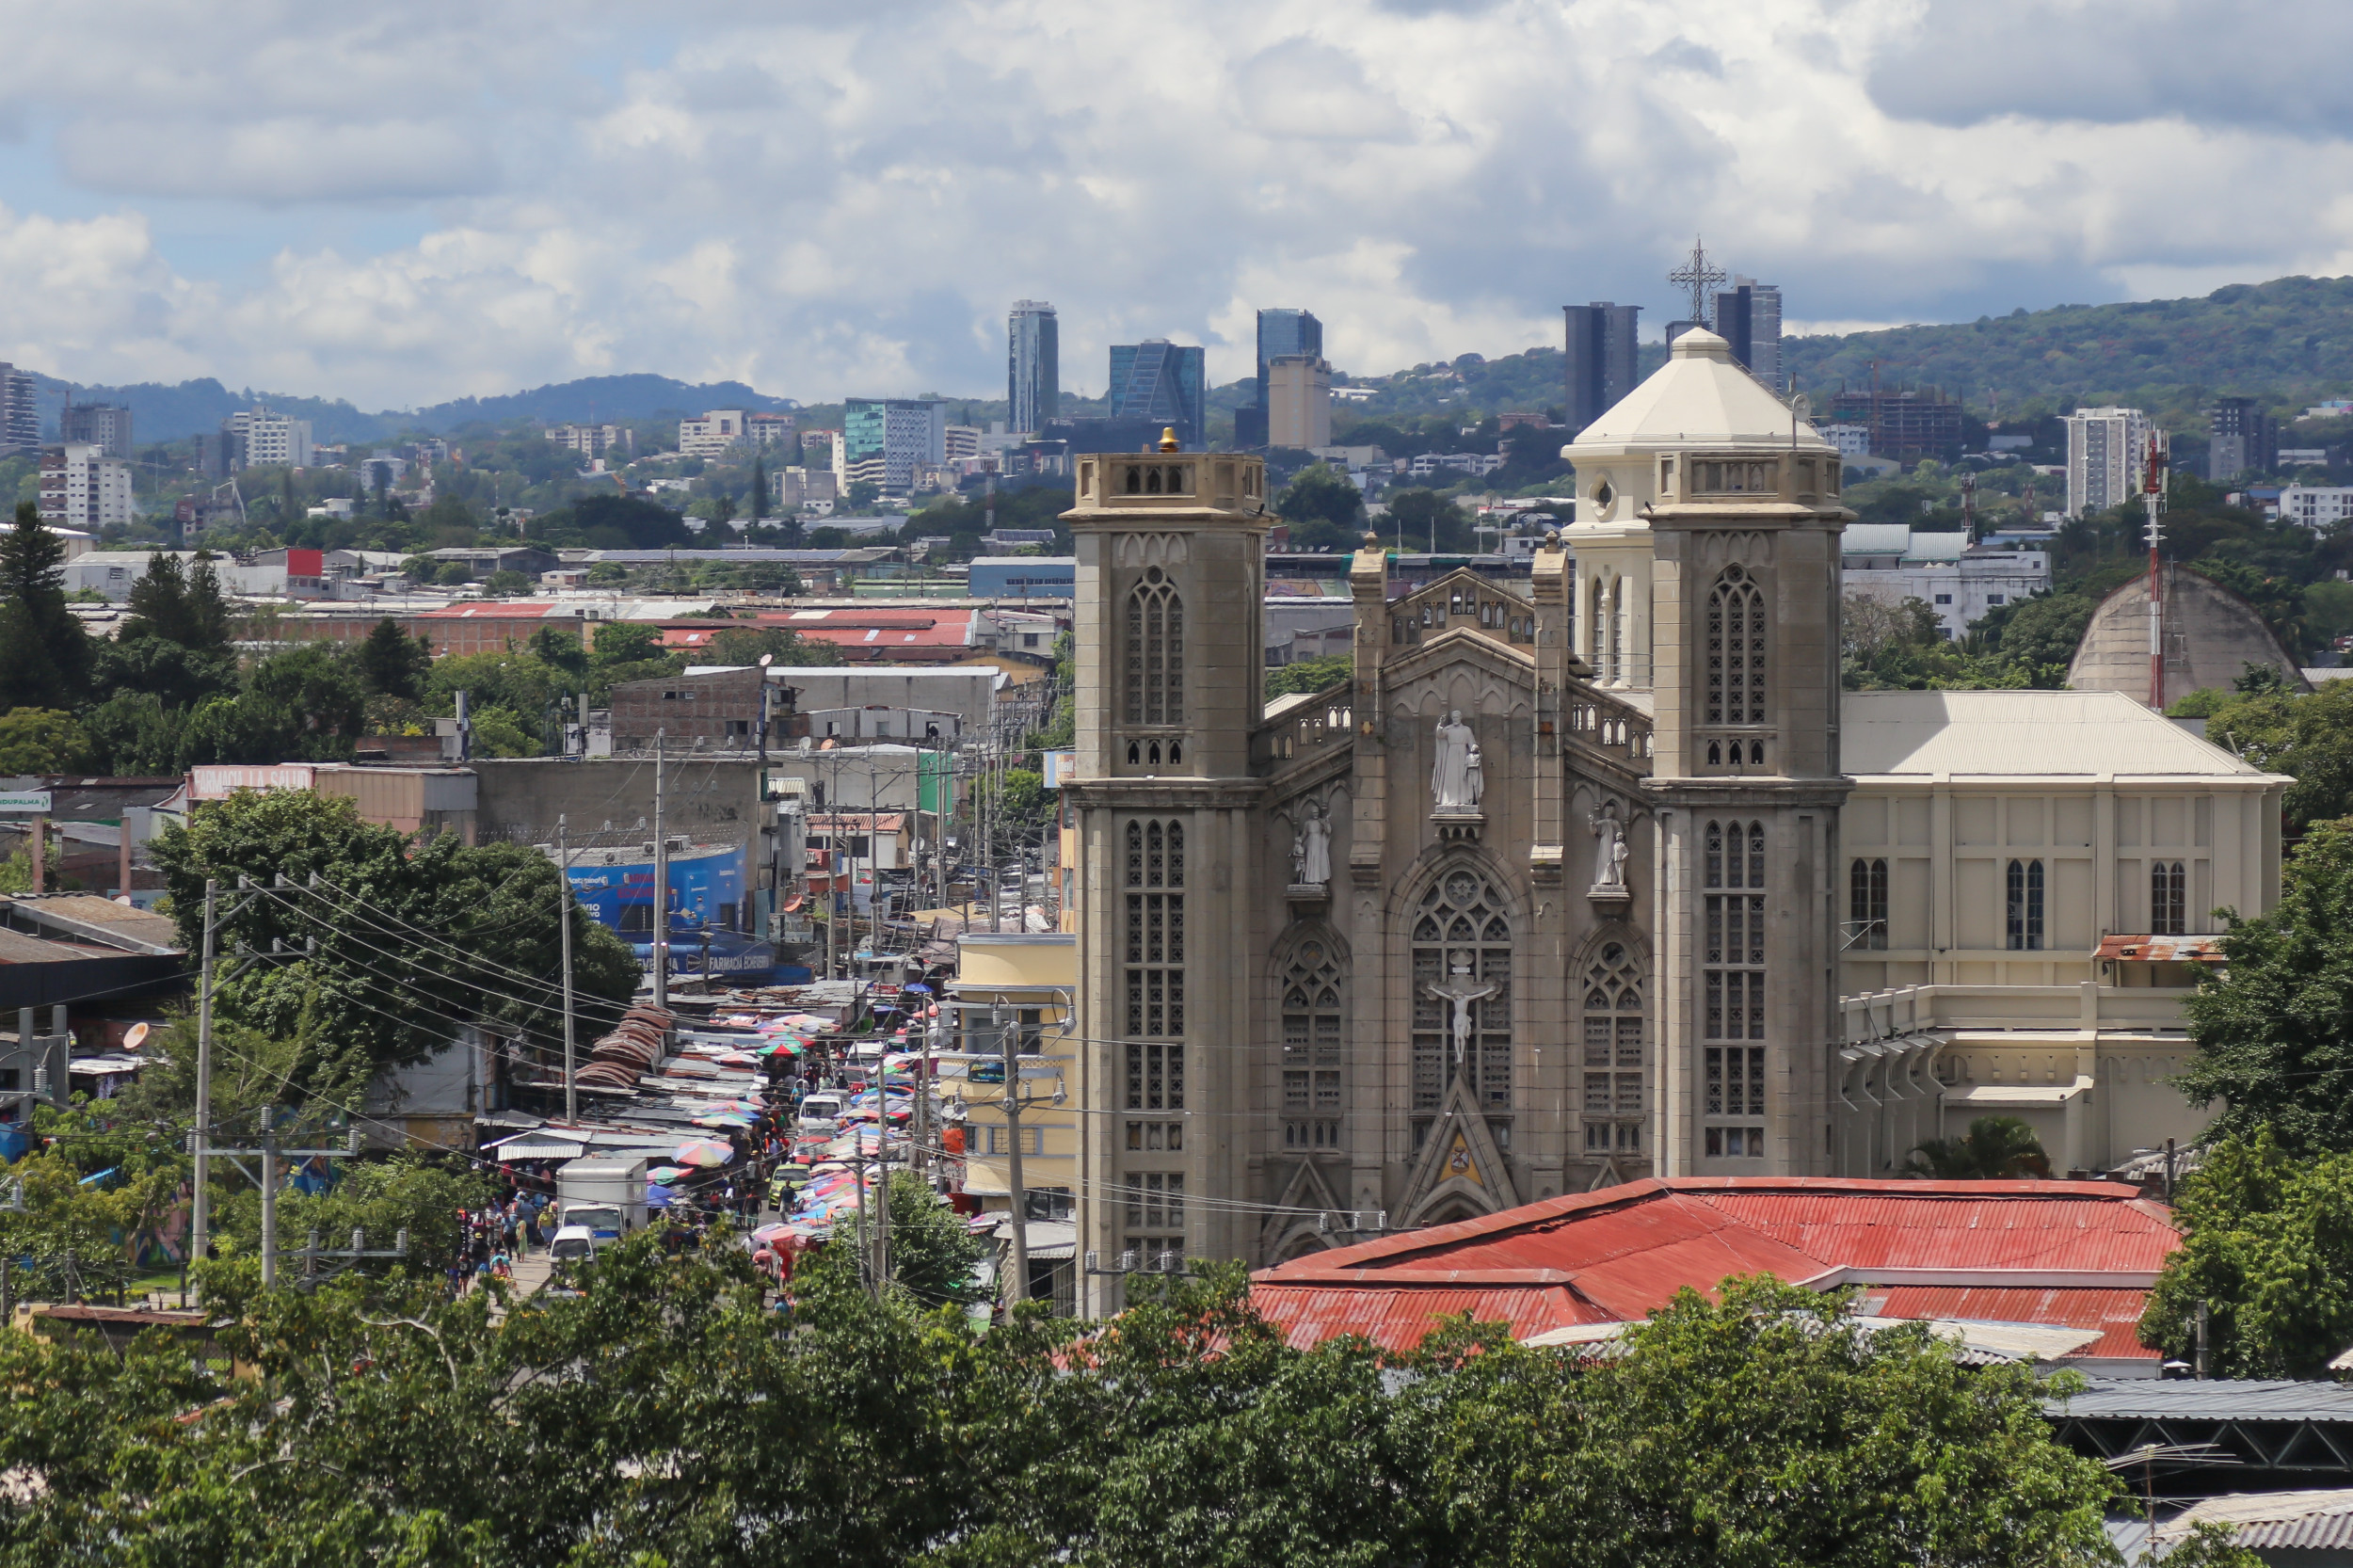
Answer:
[423,650,559,723]
[1906,1115,2052,1178]
[882,1171,986,1306]
[2178,821,2353,1150]
[480,568,534,597]
[1266,653,1352,699]
[0,708,90,775]
[1409,1274,2121,1568]
[2196,678,2353,832]
[78,690,187,776]
[150,789,638,1106]
[176,643,368,766]
[1385,487,1471,552]
[1274,462,1364,552]
[353,617,432,700]
[2140,1130,2353,1377]
[0,503,92,712]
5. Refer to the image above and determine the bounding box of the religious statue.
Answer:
[1589,803,1628,891]
[1292,800,1332,887]
[1422,949,1500,1064]
[1465,742,1485,808]
[1431,710,1478,809]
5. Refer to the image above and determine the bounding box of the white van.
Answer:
[798,1093,845,1131]
[549,1224,598,1264]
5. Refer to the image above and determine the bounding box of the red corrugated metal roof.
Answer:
[1250,1177,2179,1356]
[1248,1283,1595,1352]
[1867,1285,2156,1360]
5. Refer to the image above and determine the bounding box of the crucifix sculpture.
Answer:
[1422,949,1500,1065]
[1668,235,1727,324]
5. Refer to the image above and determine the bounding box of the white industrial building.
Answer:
[1841,523,2051,640]
[2279,484,2353,531]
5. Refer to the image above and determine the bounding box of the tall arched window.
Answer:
[1124,819,1186,1113]
[1582,941,1644,1155]
[1411,869,1513,1128]
[2152,860,2186,936]
[1124,568,1184,727]
[1281,936,1345,1152]
[1849,857,1888,950]
[2006,858,2044,951]
[1705,564,1766,727]
[1704,820,1767,1160]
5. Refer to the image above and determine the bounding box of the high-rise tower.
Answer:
[1562,304,1641,434]
[1008,301,1060,437]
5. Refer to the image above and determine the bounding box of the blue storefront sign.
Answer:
[564,843,808,985]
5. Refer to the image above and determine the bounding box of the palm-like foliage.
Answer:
[1907,1115,2053,1179]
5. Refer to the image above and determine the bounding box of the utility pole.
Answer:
[557,815,577,1123]
[999,1003,1030,1304]
[653,729,668,1009]
[2144,431,2169,712]
[191,879,218,1264]
[211,1107,361,1288]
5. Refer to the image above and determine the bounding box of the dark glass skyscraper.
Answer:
[1008,300,1060,436]
[1109,340,1206,449]
[1562,303,1641,433]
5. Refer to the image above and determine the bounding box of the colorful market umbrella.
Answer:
[673,1139,734,1167]
[647,1165,687,1184]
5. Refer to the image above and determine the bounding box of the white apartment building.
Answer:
[2280,484,2353,531]
[231,407,314,470]
[2063,407,2154,518]
[547,423,629,459]
[37,443,134,530]
[944,424,983,461]
[1841,523,2050,640]
[680,410,747,457]
[746,411,796,449]
[1818,423,1871,458]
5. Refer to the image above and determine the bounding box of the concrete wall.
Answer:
[767,667,1001,732]
[471,757,765,844]
[2069,565,2307,703]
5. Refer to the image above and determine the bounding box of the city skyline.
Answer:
[0,1,2349,409]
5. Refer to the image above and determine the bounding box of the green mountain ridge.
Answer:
[1327,274,2353,435]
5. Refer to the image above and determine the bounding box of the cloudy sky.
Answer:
[0,0,2343,410]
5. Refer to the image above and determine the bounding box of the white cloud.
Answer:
[0,0,2346,407]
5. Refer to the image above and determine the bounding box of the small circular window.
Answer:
[1593,478,1614,508]
[1144,566,1163,583]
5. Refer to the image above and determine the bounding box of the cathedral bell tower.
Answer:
[1064,440,1272,1310]
[1568,328,1853,1176]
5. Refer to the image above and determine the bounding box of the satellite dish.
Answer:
[759,653,775,668]
[123,1022,150,1050]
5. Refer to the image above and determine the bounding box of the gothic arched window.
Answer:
[1124,819,1186,1114]
[1581,941,1644,1155]
[1703,820,1767,1160]
[1705,564,1766,727]
[1124,568,1184,727]
[1280,936,1344,1151]
[1410,869,1513,1121]
[2152,860,2186,936]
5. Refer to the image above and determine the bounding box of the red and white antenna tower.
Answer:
[2144,430,2170,710]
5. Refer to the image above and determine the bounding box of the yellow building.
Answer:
[952,932,1081,1309]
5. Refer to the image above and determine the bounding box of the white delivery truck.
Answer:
[555,1157,648,1241]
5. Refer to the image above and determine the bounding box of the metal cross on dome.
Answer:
[1668,235,1728,324]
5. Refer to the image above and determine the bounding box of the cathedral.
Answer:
[1058,327,2281,1305]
